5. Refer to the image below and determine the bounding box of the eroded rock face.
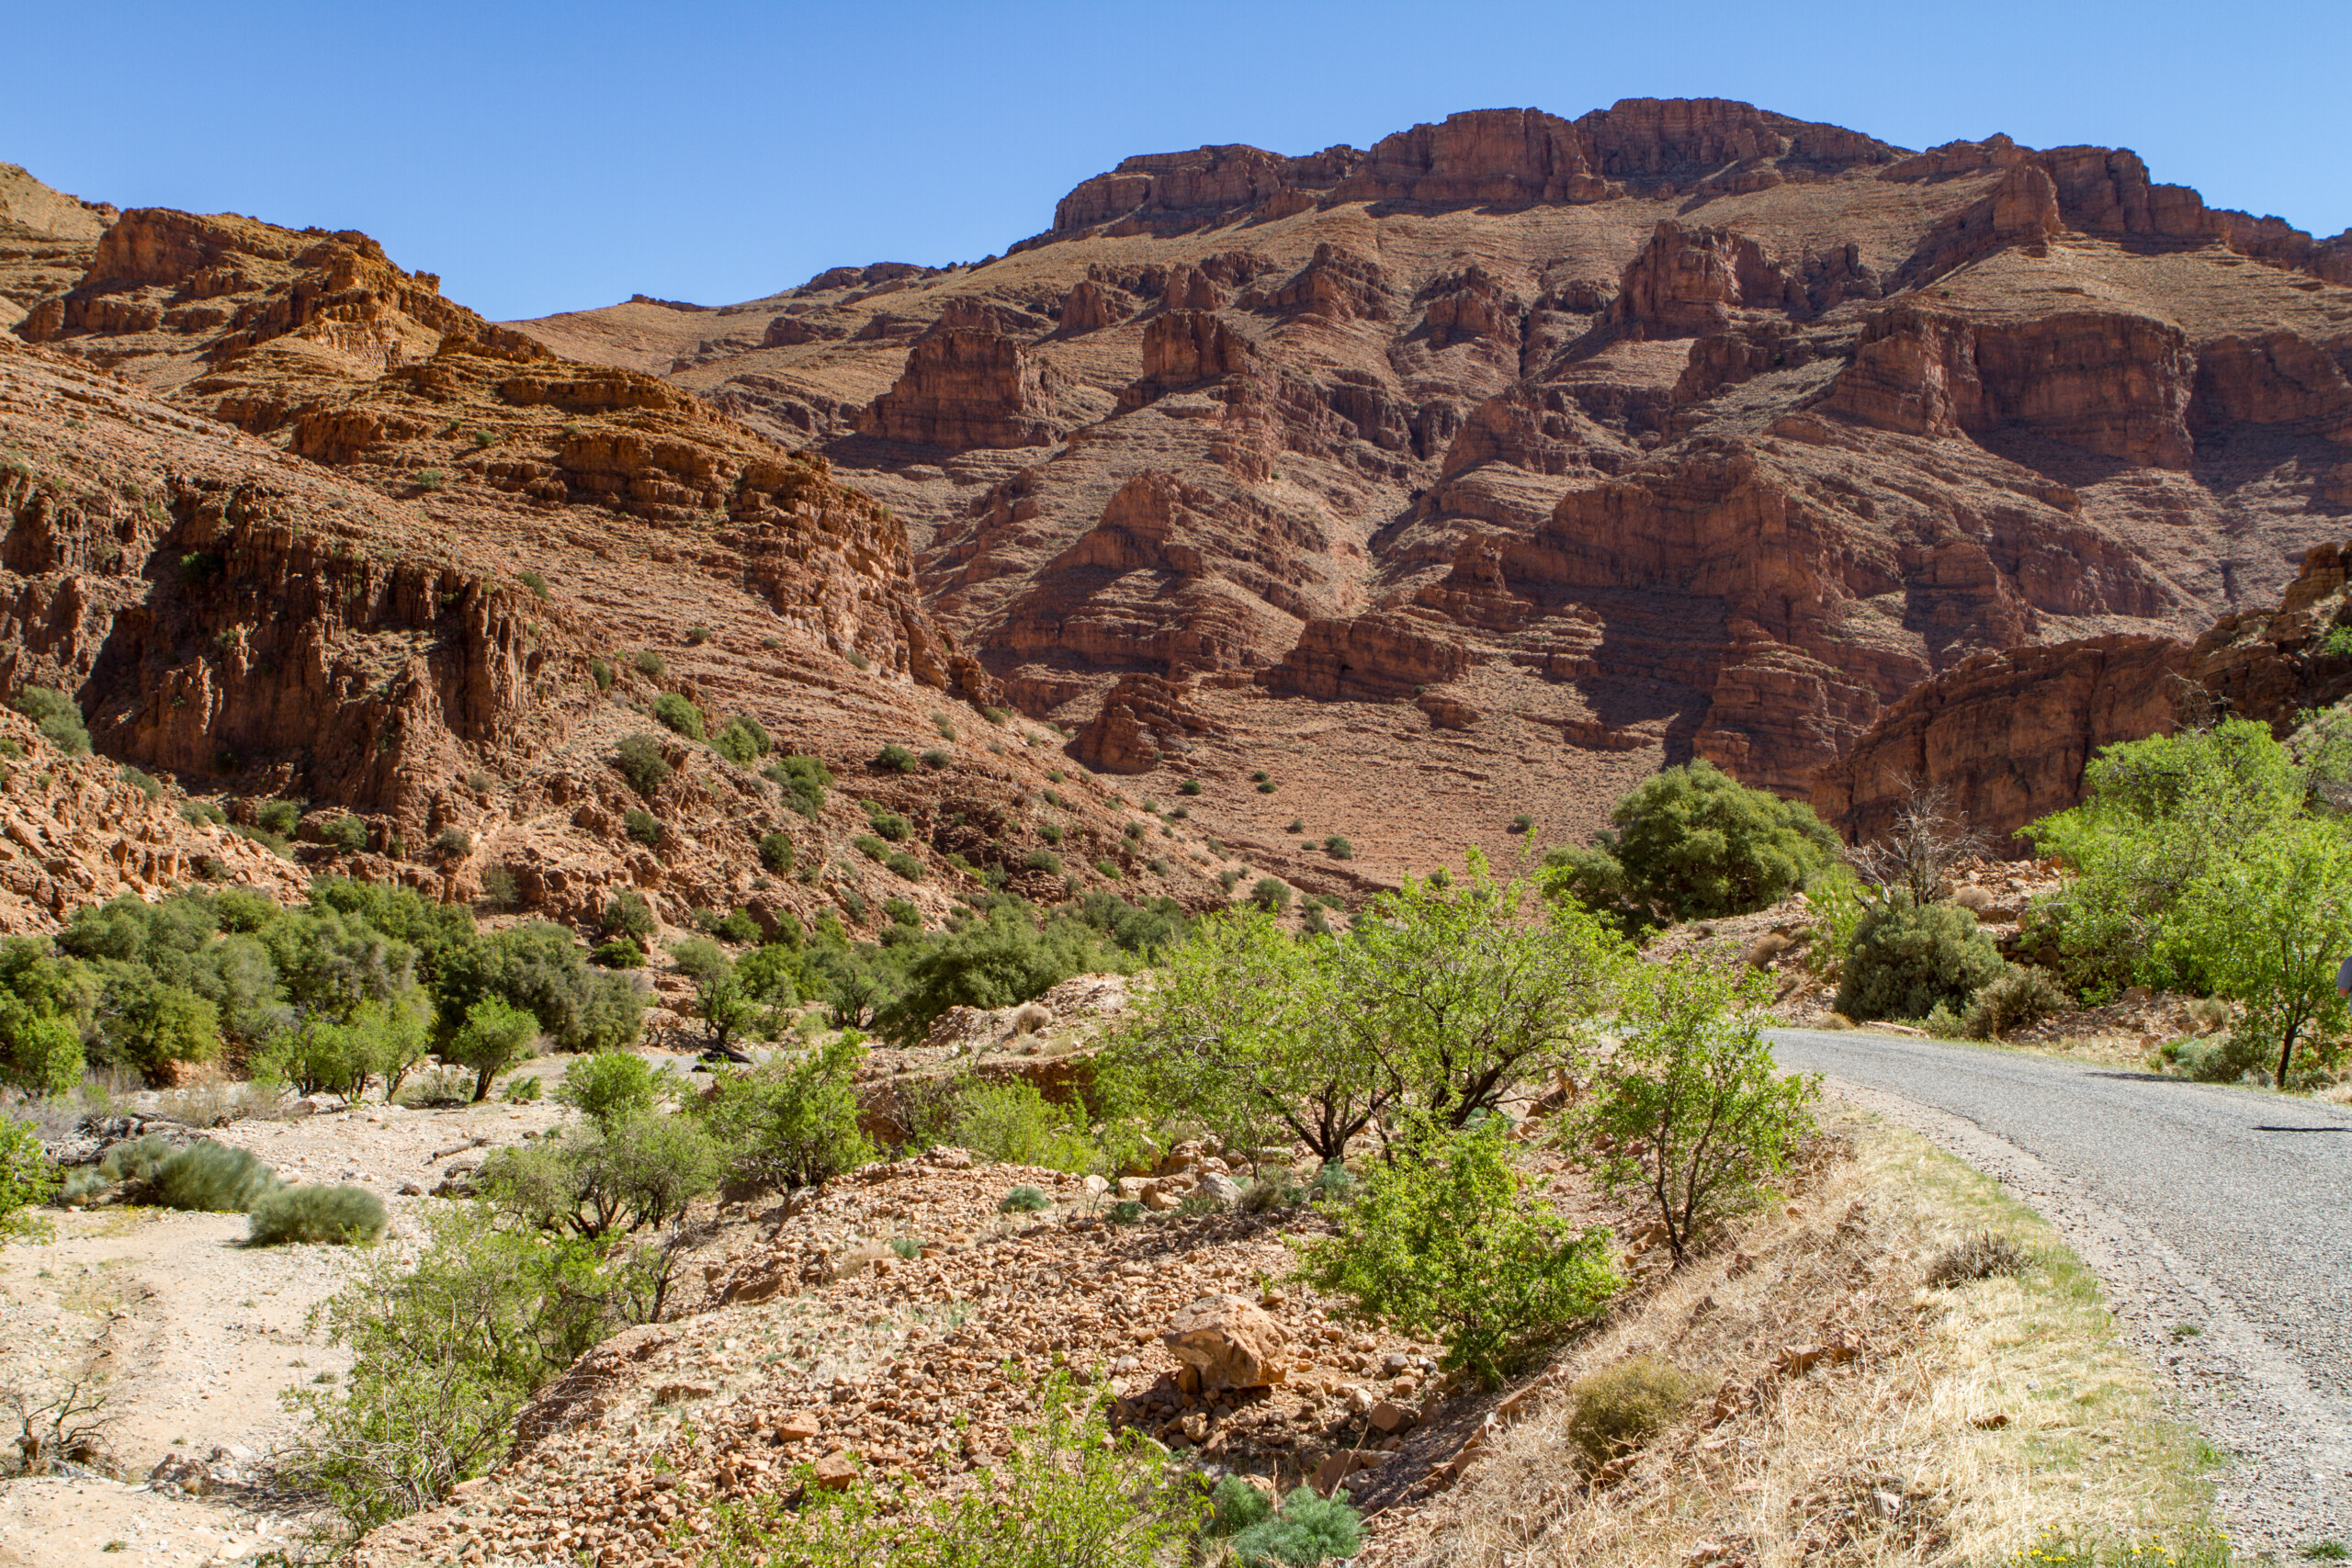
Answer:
[859,324,1066,451]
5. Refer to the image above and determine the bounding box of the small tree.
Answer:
[1847,775,1986,910]
[1542,760,1837,930]
[613,734,670,798]
[695,1039,873,1192]
[446,998,539,1101]
[1340,856,1623,1132]
[1300,1118,1618,1385]
[556,1051,661,1131]
[1578,962,1819,1265]
[1102,912,1387,1164]
[2165,818,2352,1087]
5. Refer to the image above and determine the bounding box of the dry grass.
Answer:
[1363,1111,2212,1568]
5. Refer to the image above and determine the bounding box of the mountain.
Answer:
[0,174,1237,939]
[511,98,2352,872]
[9,98,2352,900]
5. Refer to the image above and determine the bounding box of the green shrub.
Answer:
[1038,821,1063,845]
[1835,900,2005,1022]
[622,809,662,848]
[1301,1119,1616,1385]
[713,908,760,944]
[278,1204,646,1535]
[697,1371,1193,1568]
[603,892,656,942]
[1179,778,1203,795]
[1580,962,1816,1264]
[432,828,472,859]
[1025,849,1062,874]
[14,687,91,757]
[865,807,911,841]
[322,816,369,853]
[694,1038,872,1192]
[0,1117,57,1237]
[444,998,541,1101]
[1541,760,1837,931]
[1250,878,1290,913]
[757,829,795,873]
[875,743,918,773]
[137,1138,282,1213]
[1509,813,1535,835]
[614,734,670,797]
[1565,1357,1700,1469]
[685,624,713,646]
[1000,1184,1051,1213]
[501,1074,544,1102]
[853,834,888,862]
[1110,1199,1144,1224]
[517,570,548,600]
[1208,1474,1273,1537]
[593,939,644,969]
[120,766,164,799]
[921,747,951,770]
[885,852,924,881]
[1256,781,1277,794]
[1323,835,1353,861]
[1963,964,2069,1039]
[1227,1485,1363,1566]
[248,1184,388,1246]
[767,754,831,818]
[256,798,303,837]
[635,649,665,678]
[557,1051,659,1130]
[652,693,706,740]
[589,657,615,692]
[949,1081,1098,1172]
[883,898,920,929]
[711,716,772,765]
[930,712,956,740]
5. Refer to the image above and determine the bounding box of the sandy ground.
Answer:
[0,1074,570,1566]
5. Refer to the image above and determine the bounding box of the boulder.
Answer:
[1161,1293,1290,1391]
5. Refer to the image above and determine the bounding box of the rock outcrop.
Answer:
[859,320,1066,451]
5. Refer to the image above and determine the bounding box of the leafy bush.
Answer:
[591,936,642,969]
[1227,1485,1363,1567]
[867,905,1126,1046]
[1038,821,1063,845]
[602,892,656,942]
[685,624,713,646]
[1963,964,2069,1039]
[589,656,615,692]
[0,1117,57,1237]
[121,765,164,799]
[501,1075,544,1102]
[1000,1184,1050,1213]
[713,908,760,944]
[930,712,956,741]
[865,807,912,841]
[13,687,91,757]
[278,1204,648,1535]
[443,998,540,1101]
[652,692,706,740]
[614,734,670,797]
[1323,836,1353,861]
[115,1137,283,1213]
[635,649,664,678]
[949,1081,1098,1172]
[517,570,548,599]
[623,809,662,847]
[875,743,918,773]
[921,747,951,770]
[0,938,92,1094]
[885,852,924,881]
[256,798,303,837]
[557,1051,659,1130]
[694,1039,872,1192]
[767,754,831,818]
[248,1184,387,1246]
[432,828,472,860]
[322,815,369,853]
[1250,877,1291,913]
[481,1111,718,1238]
[1580,962,1817,1264]
[1301,1119,1617,1385]
[698,1371,1195,1568]
[1565,1357,1699,1469]
[712,716,772,765]
[1835,900,2005,1022]
[1179,778,1203,795]
[758,830,795,873]
[1542,760,1838,931]
[1024,849,1062,874]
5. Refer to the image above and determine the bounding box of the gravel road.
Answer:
[1770,1028,2352,1548]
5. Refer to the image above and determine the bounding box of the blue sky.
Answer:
[5,1,2345,321]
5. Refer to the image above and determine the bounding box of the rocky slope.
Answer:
[0,182,1238,936]
[1815,538,2352,852]
[509,99,2352,872]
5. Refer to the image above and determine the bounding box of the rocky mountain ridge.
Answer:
[510,98,2352,871]
[7,97,2352,896]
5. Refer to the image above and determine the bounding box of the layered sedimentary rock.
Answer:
[501,96,2352,873]
[859,321,1067,450]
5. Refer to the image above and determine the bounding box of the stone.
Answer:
[810,1451,859,1491]
[1162,1294,1291,1391]
[774,1410,822,1442]
[1368,1400,1414,1434]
